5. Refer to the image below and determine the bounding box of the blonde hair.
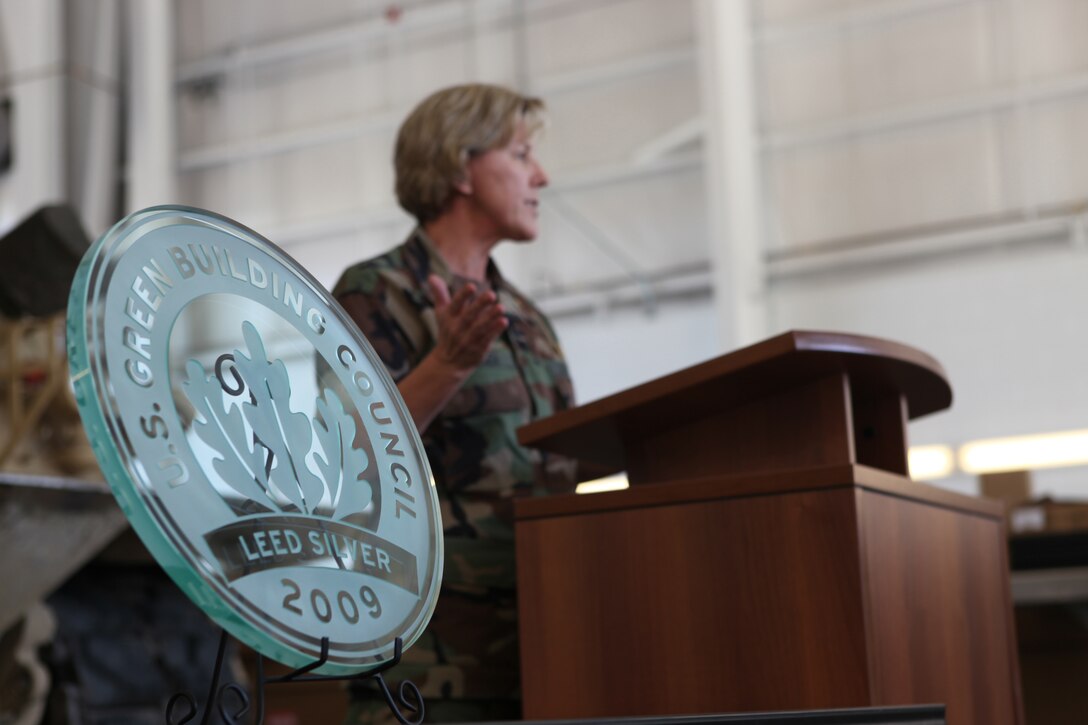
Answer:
[394,84,545,223]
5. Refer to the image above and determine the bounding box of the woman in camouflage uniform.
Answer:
[335,84,577,722]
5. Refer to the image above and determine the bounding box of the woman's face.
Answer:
[463,119,549,242]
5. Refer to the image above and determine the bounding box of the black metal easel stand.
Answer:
[165,630,425,725]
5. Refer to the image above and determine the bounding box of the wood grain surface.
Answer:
[517,331,951,477]
[857,487,1024,724]
[516,474,1021,723]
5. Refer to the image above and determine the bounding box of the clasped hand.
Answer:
[427,274,508,372]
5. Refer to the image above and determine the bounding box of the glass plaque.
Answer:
[66,206,442,675]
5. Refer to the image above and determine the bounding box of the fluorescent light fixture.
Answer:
[575,474,630,495]
[908,445,955,480]
[959,428,1088,474]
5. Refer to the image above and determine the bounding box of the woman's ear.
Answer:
[452,167,473,196]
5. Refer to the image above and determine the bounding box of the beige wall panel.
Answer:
[1023,96,1088,207]
[846,2,992,117]
[542,73,699,170]
[497,169,706,295]
[175,0,374,63]
[465,26,519,86]
[1017,0,1088,81]
[526,0,693,77]
[770,116,1004,247]
[178,163,280,232]
[0,0,62,72]
[384,39,472,108]
[759,1,994,131]
[754,0,856,26]
[177,88,216,152]
[759,38,848,131]
[274,140,367,224]
[355,130,400,211]
[560,173,706,267]
[261,57,393,134]
[179,56,394,152]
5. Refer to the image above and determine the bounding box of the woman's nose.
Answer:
[532,161,549,188]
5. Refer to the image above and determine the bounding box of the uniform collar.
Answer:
[411,227,505,292]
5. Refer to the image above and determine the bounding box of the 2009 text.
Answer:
[280,578,382,623]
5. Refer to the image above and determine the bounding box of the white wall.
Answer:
[554,300,720,404]
[0,0,1066,498]
[173,0,715,404]
[166,0,1088,499]
[0,0,121,237]
[0,0,66,228]
[754,0,1088,498]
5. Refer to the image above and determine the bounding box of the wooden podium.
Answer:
[514,331,1023,724]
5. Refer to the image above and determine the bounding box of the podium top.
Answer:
[518,330,951,472]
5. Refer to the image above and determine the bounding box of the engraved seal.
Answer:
[67,206,442,674]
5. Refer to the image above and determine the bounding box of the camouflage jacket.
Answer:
[333,229,576,700]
